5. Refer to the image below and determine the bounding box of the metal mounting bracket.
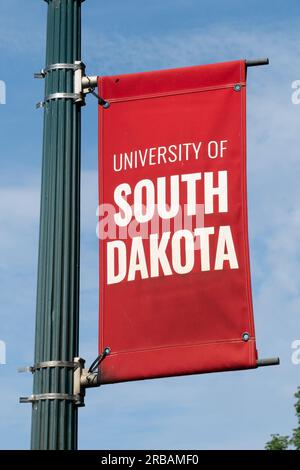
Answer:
[81,75,109,107]
[34,60,109,108]
[73,357,101,407]
[35,60,86,107]
[19,357,101,408]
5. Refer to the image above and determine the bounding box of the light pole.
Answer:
[31,0,83,449]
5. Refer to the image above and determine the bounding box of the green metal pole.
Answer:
[31,0,83,450]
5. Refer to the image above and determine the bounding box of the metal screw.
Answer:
[242,332,250,342]
[234,84,242,92]
[103,101,110,109]
[104,347,111,356]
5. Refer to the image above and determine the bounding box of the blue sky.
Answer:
[1,0,300,449]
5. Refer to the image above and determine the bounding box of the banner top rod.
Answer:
[246,58,269,67]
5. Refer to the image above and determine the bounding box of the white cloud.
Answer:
[83,24,300,76]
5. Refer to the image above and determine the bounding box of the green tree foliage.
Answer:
[291,388,300,450]
[265,387,300,450]
[265,434,289,450]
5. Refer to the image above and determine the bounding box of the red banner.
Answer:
[98,60,257,384]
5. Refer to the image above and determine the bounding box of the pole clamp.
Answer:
[18,359,78,373]
[20,393,80,404]
[36,92,83,108]
[34,62,84,79]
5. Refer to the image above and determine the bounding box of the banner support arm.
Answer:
[246,58,269,67]
[257,357,280,367]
